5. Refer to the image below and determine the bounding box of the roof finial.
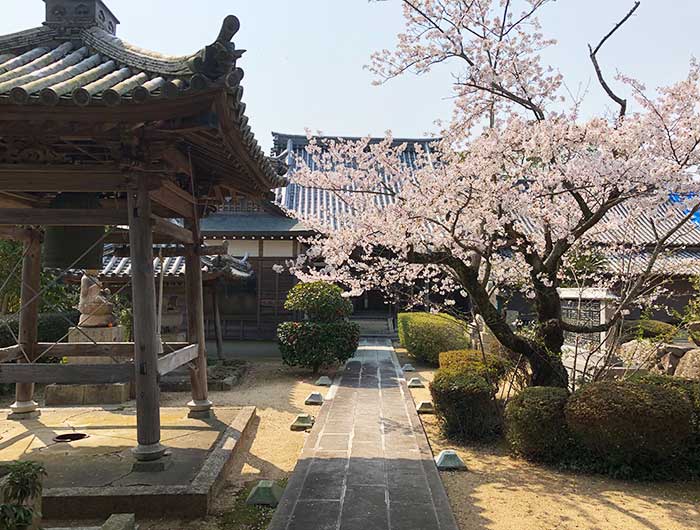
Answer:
[44,1,120,36]
[216,15,240,45]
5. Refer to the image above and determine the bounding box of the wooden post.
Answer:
[185,219,212,418]
[212,285,224,360]
[9,230,41,419]
[128,179,165,461]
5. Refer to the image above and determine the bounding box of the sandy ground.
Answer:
[401,350,700,530]
[44,360,329,530]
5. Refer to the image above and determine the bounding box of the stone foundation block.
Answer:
[45,384,86,406]
[83,383,130,405]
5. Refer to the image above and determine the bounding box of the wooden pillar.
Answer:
[212,285,224,360]
[9,230,41,419]
[128,179,165,461]
[185,219,212,417]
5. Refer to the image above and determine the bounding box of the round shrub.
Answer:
[284,281,353,322]
[278,320,360,372]
[505,386,570,462]
[398,312,470,365]
[439,349,510,383]
[621,319,675,343]
[565,381,692,466]
[430,366,500,441]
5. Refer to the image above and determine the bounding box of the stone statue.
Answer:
[77,273,116,327]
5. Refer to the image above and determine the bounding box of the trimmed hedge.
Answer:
[439,349,510,384]
[430,366,500,441]
[284,281,353,322]
[505,386,570,462]
[278,320,360,373]
[0,312,79,348]
[565,381,692,467]
[397,312,470,365]
[621,319,675,343]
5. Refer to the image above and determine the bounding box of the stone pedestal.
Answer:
[45,325,131,406]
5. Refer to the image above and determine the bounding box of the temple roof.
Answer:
[0,2,285,193]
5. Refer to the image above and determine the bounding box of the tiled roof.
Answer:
[0,6,285,191]
[271,133,700,248]
[201,212,313,237]
[101,253,252,280]
[272,132,435,230]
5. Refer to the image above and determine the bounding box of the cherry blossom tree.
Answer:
[285,0,700,387]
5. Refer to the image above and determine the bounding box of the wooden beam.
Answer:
[149,180,196,219]
[0,363,134,384]
[112,244,228,258]
[0,166,132,192]
[128,178,164,459]
[34,342,188,358]
[0,345,20,363]
[11,230,41,415]
[0,226,36,241]
[151,217,194,244]
[0,209,127,226]
[157,344,198,376]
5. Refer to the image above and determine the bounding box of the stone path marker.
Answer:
[435,450,467,471]
[407,377,425,388]
[246,480,285,506]
[416,401,435,414]
[269,338,459,530]
[402,363,415,372]
[305,392,324,405]
[315,376,333,386]
[290,414,315,431]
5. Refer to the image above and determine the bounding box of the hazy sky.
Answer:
[1,1,698,152]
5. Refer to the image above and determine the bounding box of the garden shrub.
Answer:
[284,281,353,322]
[278,321,360,373]
[398,312,470,365]
[505,386,570,462]
[278,281,360,372]
[430,366,500,441]
[565,381,692,468]
[620,319,675,343]
[439,349,510,383]
[0,312,79,348]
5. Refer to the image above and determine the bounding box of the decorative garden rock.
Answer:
[416,401,434,414]
[407,377,425,388]
[291,414,315,431]
[435,449,467,471]
[246,480,284,507]
[315,376,333,387]
[675,349,700,380]
[402,363,415,372]
[305,392,324,405]
[688,321,700,346]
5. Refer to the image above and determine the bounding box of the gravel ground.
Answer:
[399,349,700,530]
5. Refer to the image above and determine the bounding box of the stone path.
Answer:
[268,339,458,530]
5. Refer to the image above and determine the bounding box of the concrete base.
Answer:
[0,406,256,521]
[132,442,167,462]
[246,480,284,507]
[187,399,213,419]
[8,400,39,419]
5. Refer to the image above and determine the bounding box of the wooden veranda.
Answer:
[0,1,285,462]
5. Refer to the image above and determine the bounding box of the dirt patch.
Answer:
[401,347,700,530]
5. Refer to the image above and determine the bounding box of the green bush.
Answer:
[278,320,360,372]
[630,373,700,450]
[430,366,500,441]
[565,381,692,467]
[0,312,79,348]
[621,319,676,343]
[397,312,470,365]
[439,349,510,383]
[284,281,353,322]
[505,387,570,462]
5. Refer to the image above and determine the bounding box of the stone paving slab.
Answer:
[268,338,458,530]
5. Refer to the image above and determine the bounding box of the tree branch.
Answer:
[588,1,640,119]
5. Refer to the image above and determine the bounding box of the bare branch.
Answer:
[588,1,641,119]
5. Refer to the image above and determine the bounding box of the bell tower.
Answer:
[44,0,120,35]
